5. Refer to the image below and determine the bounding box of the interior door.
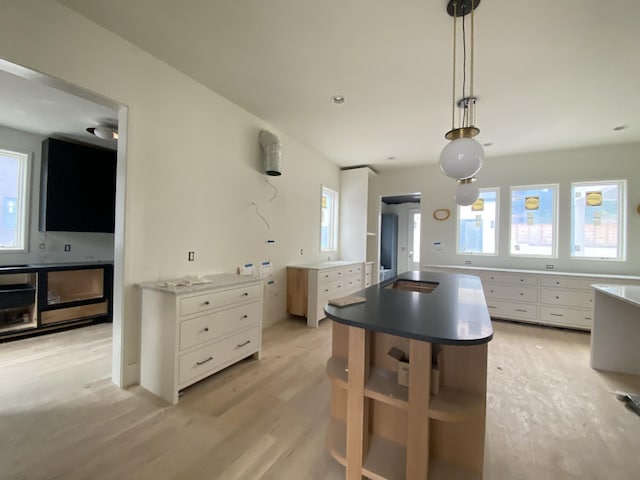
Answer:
[408,208,421,271]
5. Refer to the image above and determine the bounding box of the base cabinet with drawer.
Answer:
[425,265,640,331]
[139,274,263,404]
[287,261,364,328]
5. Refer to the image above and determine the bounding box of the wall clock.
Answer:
[433,208,451,221]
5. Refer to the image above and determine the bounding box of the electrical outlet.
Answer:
[64,244,71,252]
[188,251,195,261]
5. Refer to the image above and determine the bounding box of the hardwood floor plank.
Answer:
[1,318,639,480]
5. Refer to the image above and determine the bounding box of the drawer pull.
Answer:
[519,293,524,296]
[550,313,564,317]
[236,340,251,348]
[556,281,560,285]
[324,289,329,292]
[241,314,248,319]
[585,317,592,320]
[242,292,249,296]
[204,327,210,332]
[555,296,560,299]
[204,301,211,306]
[488,306,497,309]
[490,289,494,293]
[515,309,527,313]
[196,356,213,366]
[520,279,524,282]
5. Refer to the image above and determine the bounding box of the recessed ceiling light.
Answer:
[613,125,628,131]
[482,142,493,147]
[331,95,345,104]
[386,156,397,161]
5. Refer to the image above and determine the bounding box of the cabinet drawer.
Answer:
[540,276,595,290]
[343,277,362,293]
[180,284,261,317]
[343,265,363,278]
[484,284,538,303]
[318,268,344,284]
[179,326,260,386]
[179,301,260,350]
[481,272,538,286]
[540,289,593,308]
[539,306,592,329]
[318,279,345,299]
[486,300,538,321]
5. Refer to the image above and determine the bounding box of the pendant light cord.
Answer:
[462,11,468,127]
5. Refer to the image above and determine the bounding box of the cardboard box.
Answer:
[387,347,410,387]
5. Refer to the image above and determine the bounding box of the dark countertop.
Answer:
[0,261,113,273]
[324,270,493,345]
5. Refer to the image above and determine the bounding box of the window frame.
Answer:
[570,179,626,261]
[320,186,338,252]
[0,148,30,253]
[509,183,558,258]
[456,187,500,256]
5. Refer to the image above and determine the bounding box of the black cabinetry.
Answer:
[0,263,112,340]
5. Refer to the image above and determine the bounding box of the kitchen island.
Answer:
[324,271,493,480]
[591,284,640,375]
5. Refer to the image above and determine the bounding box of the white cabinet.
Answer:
[287,261,364,327]
[339,167,380,277]
[425,265,640,331]
[139,274,263,404]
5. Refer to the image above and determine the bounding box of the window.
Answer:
[510,184,557,257]
[571,180,625,260]
[320,186,338,251]
[0,149,29,251]
[457,188,499,255]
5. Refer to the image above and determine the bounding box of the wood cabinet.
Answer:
[0,263,112,340]
[139,274,263,404]
[287,261,364,327]
[425,265,640,331]
[326,322,487,479]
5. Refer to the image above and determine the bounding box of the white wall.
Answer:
[0,126,115,264]
[379,142,640,276]
[0,0,340,385]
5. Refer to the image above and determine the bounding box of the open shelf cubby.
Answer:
[326,322,488,479]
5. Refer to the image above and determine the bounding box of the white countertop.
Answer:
[289,260,362,270]
[592,284,640,307]
[424,264,640,281]
[138,273,262,294]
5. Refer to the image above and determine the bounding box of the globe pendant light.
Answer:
[454,178,480,206]
[439,0,484,205]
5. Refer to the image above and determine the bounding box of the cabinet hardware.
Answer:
[488,306,497,309]
[242,292,249,296]
[550,313,564,317]
[519,293,524,296]
[235,340,251,348]
[196,356,214,365]
[204,301,210,305]
[520,279,524,282]
[515,309,527,313]
[204,327,210,332]
[241,314,248,319]
[555,296,560,299]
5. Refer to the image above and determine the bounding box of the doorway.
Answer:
[0,58,127,387]
[380,193,421,277]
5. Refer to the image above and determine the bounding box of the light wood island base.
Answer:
[326,322,488,480]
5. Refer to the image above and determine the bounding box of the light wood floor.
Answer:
[1,319,639,480]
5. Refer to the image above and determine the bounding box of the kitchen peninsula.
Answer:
[324,271,493,480]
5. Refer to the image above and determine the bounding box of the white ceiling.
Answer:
[38,0,640,168]
[0,68,118,150]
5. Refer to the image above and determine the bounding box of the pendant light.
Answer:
[439,0,484,205]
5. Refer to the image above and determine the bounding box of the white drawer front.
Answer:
[481,272,538,286]
[486,300,538,321]
[484,284,538,303]
[539,306,592,329]
[343,277,363,293]
[179,326,260,386]
[343,264,363,279]
[180,284,261,317]
[540,276,595,290]
[540,289,593,308]
[179,301,261,351]
[318,268,345,284]
[318,279,345,299]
